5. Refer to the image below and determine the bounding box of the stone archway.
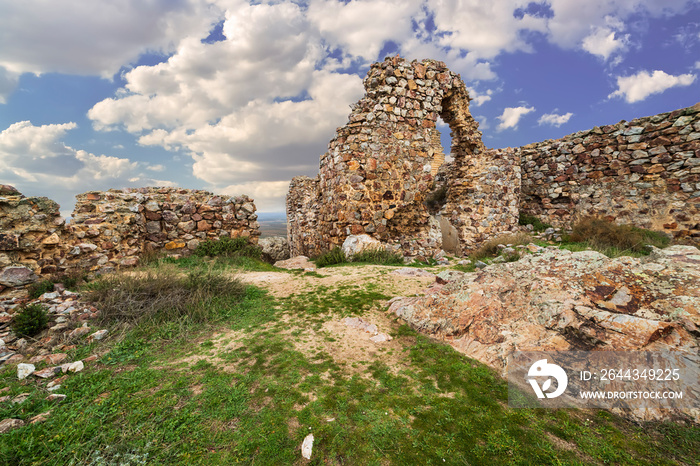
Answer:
[287,56,520,257]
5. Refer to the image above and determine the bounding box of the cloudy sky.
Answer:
[1,0,699,215]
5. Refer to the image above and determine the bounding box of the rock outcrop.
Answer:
[389,245,700,421]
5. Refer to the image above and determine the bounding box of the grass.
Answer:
[564,216,670,257]
[519,212,552,232]
[2,250,697,465]
[314,246,404,268]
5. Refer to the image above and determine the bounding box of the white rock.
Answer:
[301,433,314,460]
[68,361,84,373]
[342,234,383,260]
[17,363,35,380]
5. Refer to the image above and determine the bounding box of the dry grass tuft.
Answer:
[568,216,669,253]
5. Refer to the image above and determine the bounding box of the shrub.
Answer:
[518,213,552,232]
[28,280,54,299]
[315,247,347,267]
[351,248,404,265]
[194,237,262,259]
[471,232,532,261]
[567,216,670,254]
[11,304,49,337]
[87,265,246,326]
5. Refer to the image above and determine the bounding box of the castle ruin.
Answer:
[287,56,700,257]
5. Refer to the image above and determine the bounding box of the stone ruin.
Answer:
[286,55,521,258]
[287,56,700,258]
[0,186,259,295]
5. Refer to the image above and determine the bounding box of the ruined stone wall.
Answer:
[0,186,259,293]
[443,148,521,252]
[286,176,323,257]
[289,56,509,257]
[520,103,700,241]
[68,187,259,272]
[0,186,65,289]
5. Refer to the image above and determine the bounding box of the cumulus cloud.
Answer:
[582,27,629,61]
[609,70,697,103]
[220,181,292,212]
[497,106,535,131]
[538,111,574,127]
[89,2,365,199]
[0,120,171,214]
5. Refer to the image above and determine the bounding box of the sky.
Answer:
[0,0,699,216]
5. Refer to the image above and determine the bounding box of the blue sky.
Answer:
[1,0,699,216]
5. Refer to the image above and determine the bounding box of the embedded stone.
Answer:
[0,266,38,287]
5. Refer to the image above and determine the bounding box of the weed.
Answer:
[11,303,49,337]
[518,212,552,232]
[351,248,404,265]
[567,216,670,255]
[194,236,262,259]
[27,279,54,299]
[315,246,347,267]
[470,232,532,261]
[86,265,246,327]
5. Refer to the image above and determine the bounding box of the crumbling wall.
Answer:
[288,56,514,257]
[0,185,65,287]
[0,186,260,294]
[286,176,323,257]
[443,148,521,252]
[67,188,260,272]
[520,103,700,241]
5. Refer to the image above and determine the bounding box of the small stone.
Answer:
[17,363,35,380]
[29,411,51,424]
[301,433,314,460]
[0,418,25,434]
[68,361,84,373]
[34,367,61,379]
[68,327,91,340]
[87,329,108,342]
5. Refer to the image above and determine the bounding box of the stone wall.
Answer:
[288,56,519,257]
[67,187,260,273]
[286,177,322,257]
[520,103,700,241]
[0,186,65,289]
[0,186,259,294]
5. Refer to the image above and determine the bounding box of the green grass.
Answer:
[2,261,697,465]
[314,246,404,268]
[519,212,553,232]
[564,216,670,257]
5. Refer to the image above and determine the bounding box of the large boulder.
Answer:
[342,234,383,260]
[0,266,38,287]
[389,245,700,422]
[274,255,316,271]
[259,236,290,263]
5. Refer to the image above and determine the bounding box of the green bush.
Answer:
[27,280,54,299]
[11,304,49,337]
[315,247,347,267]
[194,237,262,259]
[518,213,552,232]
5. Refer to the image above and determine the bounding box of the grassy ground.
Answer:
[1,254,698,464]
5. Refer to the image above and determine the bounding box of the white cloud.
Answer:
[89,2,365,194]
[582,27,629,61]
[609,70,697,103]
[0,120,171,214]
[220,181,291,212]
[695,61,700,70]
[497,106,535,131]
[466,87,494,106]
[146,164,165,172]
[307,0,423,61]
[538,111,574,127]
